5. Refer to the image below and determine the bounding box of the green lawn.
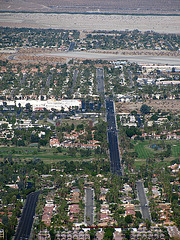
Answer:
[134,160,146,168]
[0,146,93,163]
[172,143,180,158]
[134,140,180,160]
[134,142,154,159]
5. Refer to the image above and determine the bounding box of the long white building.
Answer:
[0,99,82,111]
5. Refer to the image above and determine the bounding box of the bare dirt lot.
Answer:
[116,100,180,114]
[1,0,180,14]
[0,13,180,34]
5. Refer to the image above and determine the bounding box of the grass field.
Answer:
[0,146,93,163]
[134,156,172,172]
[134,142,154,159]
[172,143,180,158]
[134,160,146,168]
[134,140,180,160]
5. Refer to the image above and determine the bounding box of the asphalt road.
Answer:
[40,51,180,65]
[69,41,75,51]
[14,191,40,240]
[9,51,180,65]
[96,68,105,94]
[106,98,122,176]
[85,188,94,226]
[136,181,151,221]
[96,67,122,175]
[70,69,79,93]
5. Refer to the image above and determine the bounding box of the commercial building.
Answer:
[0,99,82,111]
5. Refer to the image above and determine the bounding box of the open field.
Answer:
[116,100,180,114]
[1,0,180,14]
[0,13,180,33]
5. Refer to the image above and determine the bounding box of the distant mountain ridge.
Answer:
[1,0,180,14]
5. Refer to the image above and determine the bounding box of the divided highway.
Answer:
[96,67,122,176]
[106,98,122,176]
[14,191,40,240]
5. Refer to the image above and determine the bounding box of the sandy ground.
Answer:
[0,13,180,33]
[116,100,180,114]
[1,0,180,14]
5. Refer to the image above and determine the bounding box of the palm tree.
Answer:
[145,219,151,231]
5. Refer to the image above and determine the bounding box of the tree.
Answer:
[135,211,142,219]
[145,219,151,231]
[55,176,65,187]
[123,229,131,240]
[131,110,137,116]
[2,215,8,226]
[172,67,175,73]
[68,148,76,157]
[25,103,32,111]
[56,147,62,153]
[125,126,141,138]
[103,227,115,240]
[140,104,151,114]
[89,229,96,240]
[125,215,133,224]
[49,227,55,240]
[151,211,159,222]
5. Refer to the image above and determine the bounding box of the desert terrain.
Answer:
[0,13,180,34]
[0,0,180,14]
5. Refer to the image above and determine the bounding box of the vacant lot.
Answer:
[116,100,180,114]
